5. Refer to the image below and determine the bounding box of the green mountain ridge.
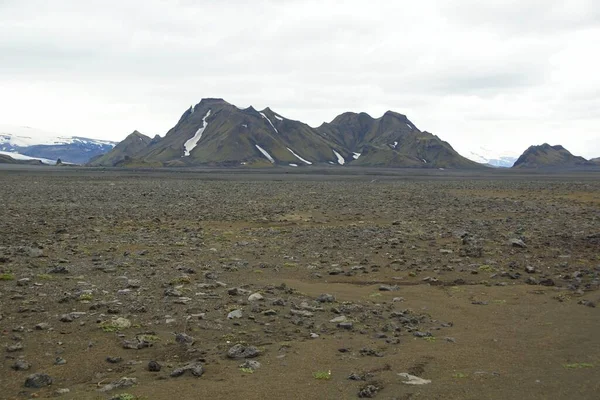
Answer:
[88,131,152,166]
[94,98,485,169]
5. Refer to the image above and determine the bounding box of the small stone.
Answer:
[525,266,536,273]
[358,384,380,398]
[539,278,555,287]
[24,373,53,388]
[12,359,31,371]
[525,277,538,285]
[338,322,353,330]
[175,332,194,345]
[54,388,70,395]
[239,360,261,371]
[263,309,277,316]
[398,372,432,385]
[228,287,240,296]
[316,294,335,303]
[106,357,123,364]
[59,314,73,322]
[98,377,137,392]
[49,266,69,274]
[272,298,285,306]
[7,342,24,352]
[379,284,399,291]
[227,309,243,319]
[310,333,319,339]
[35,323,50,330]
[510,238,527,248]
[148,360,161,372]
[54,357,67,365]
[227,344,260,359]
[248,292,264,302]
[17,278,31,286]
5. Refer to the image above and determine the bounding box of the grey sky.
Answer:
[1,0,599,158]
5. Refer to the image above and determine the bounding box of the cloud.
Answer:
[0,0,599,158]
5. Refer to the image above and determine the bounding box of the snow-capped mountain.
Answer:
[0,125,117,164]
[456,146,519,168]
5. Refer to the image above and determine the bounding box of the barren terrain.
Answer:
[1,167,599,400]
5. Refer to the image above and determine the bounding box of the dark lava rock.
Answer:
[525,277,539,285]
[316,293,336,303]
[24,373,53,388]
[227,344,260,359]
[106,357,123,364]
[171,362,204,377]
[49,266,69,274]
[358,384,380,398]
[175,332,195,345]
[338,322,354,330]
[539,278,555,286]
[148,360,161,372]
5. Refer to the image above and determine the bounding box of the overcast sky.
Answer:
[1,0,599,158]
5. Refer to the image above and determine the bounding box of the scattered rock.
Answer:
[171,362,204,377]
[24,373,53,388]
[510,238,527,248]
[227,344,260,359]
[398,372,431,385]
[316,293,335,303]
[148,360,162,372]
[248,292,264,301]
[227,309,243,319]
[239,360,261,371]
[98,377,137,392]
[358,384,380,398]
[12,359,31,371]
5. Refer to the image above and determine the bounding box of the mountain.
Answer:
[88,131,152,166]
[512,144,594,168]
[591,157,600,165]
[317,111,481,168]
[99,98,482,169]
[456,146,518,168]
[0,125,117,164]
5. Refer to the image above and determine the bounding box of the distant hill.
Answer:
[96,98,483,169]
[88,131,152,166]
[0,152,44,165]
[512,144,594,168]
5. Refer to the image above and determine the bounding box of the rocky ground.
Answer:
[0,167,599,399]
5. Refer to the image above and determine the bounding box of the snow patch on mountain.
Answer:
[333,149,345,165]
[259,112,278,134]
[255,145,275,163]
[184,110,211,156]
[286,147,312,165]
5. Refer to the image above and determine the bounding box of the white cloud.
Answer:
[0,0,599,158]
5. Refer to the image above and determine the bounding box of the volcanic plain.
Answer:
[0,167,599,400]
